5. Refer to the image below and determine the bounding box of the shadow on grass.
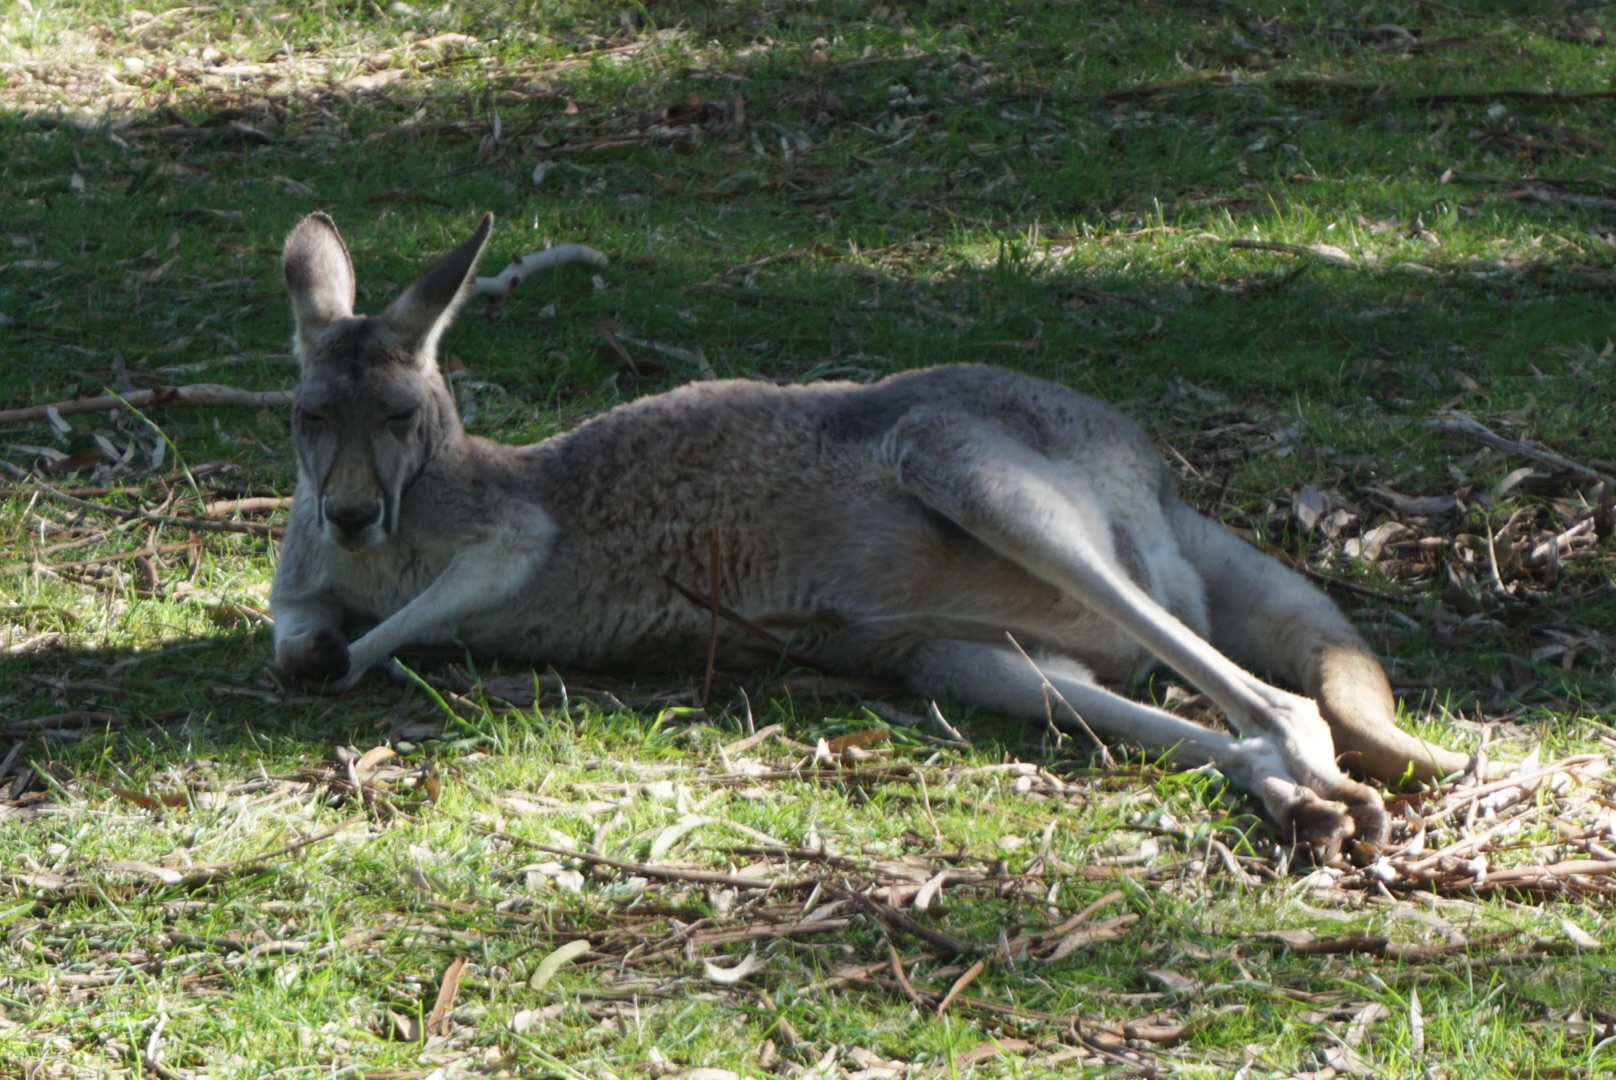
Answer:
[4,0,1614,770]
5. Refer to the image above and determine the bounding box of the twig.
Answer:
[51,541,192,570]
[1400,805,1551,875]
[185,819,364,875]
[614,333,716,379]
[142,1012,180,1080]
[1463,858,1616,889]
[1423,411,1613,483]
[702,529,722,707]
[720,723,785,757]
[597,313,659,378]
[486,833,816,891]
[886,942,924,1006]
[204,496,294,517]
[1104,72,1234,101]
[425,957,468,1039]
[844,888,973,957]
[1228,238,1353,265]
[664,574,822,669]
[1423,754,1603,823]
[935,957,985,1016]
[1523,518,1595,569]
[1005,633,1113,766]
[1106,72,1616,108]
[0,384,293,426]
[28,480,279,537]
[6,710,126,735]
[473,244,608,299]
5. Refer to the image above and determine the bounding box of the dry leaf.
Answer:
[702,946,759,985]
[649,814,709,862]
[270,175,315,197]
[912,868,949,912]
[1305,243,1354,265]
[424,956,467,1039]
[1147,968,1199,993]
[528,938,592,991]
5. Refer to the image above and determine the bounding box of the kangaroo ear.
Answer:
[283,213,356,356]
[382,213,493,369]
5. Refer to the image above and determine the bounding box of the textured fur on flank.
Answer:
[272,212,1471,862]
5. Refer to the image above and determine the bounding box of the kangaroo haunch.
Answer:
[271,212,1472,863]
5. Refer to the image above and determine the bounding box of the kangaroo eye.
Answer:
[297,410,328,426]
[387,408,419,424]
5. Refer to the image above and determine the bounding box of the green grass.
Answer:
[4,1,1616,1077]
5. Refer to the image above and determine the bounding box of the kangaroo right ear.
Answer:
[381,212,493,370]
[283,213,356,352]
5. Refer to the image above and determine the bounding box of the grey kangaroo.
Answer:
[271,212,1471,861]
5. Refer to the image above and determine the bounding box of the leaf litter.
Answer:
[7,1,1616,1075]
[6,374,1616,1074]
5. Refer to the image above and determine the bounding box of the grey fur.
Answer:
[272,213,1471,862]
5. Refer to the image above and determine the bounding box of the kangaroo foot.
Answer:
[277,627,352,684]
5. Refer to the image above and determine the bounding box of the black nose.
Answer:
[323,502,382,533]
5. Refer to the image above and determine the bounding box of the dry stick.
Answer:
[844,888,972,957]
[1278,554,1411,604]
[6,710,125,735]
[28,480,279,538]
[0,384,294,425]
[1400,805,1552,876]
[1105,72,1616,107]
[51,541,193,570]
[204,496,294,517]
[853,973,1163,1076]
[935,957,986,1016]
[1423,754,1604,823]
[1466,858,1616,889]
[472,244,608,300]
[597,313,666,378]
[1004,632,1114,766]
[1524,518,1595,568]
[886,942,924,1007]
[664,574,822,669]
[425,957,468,1040]
[186,819,365,875]
[1423,412,1612,483]
[720,723,785,758]
[702,528,722,708]
[1003,889,1128,957]
[485,831,815,892]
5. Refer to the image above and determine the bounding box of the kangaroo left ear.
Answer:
[381,213,494,369]
[284,212,357,363]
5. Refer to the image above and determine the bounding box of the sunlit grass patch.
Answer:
[4,1,1616,1076]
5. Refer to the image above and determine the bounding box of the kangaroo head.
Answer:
[282,212,491,550]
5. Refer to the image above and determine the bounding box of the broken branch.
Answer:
[1423,411,1612,483]
[30,480,280,538]
[473,243,608,299]
[0,384,294,426]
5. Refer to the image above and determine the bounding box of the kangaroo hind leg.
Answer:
[1167,501,1471,785]
[883,411,1387,858]
[902,639,1376,861]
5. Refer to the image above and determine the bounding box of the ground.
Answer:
[1,2,1615,1078]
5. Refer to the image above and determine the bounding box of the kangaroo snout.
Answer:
[320,495,385,546]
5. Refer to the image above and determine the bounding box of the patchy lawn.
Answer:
[2,2,1615,1077]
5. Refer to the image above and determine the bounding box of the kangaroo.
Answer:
[271,212,1471,861]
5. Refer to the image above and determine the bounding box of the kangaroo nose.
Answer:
[323,500,382,533]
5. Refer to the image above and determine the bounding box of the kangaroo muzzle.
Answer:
[320,493,387,549]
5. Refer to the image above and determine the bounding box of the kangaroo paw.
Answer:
[1280,782,1389,867]
[1286,795,1357,865]
[278,627,352,685]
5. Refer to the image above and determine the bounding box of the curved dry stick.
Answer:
[0,385,294,426]
[472,243,609,299]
